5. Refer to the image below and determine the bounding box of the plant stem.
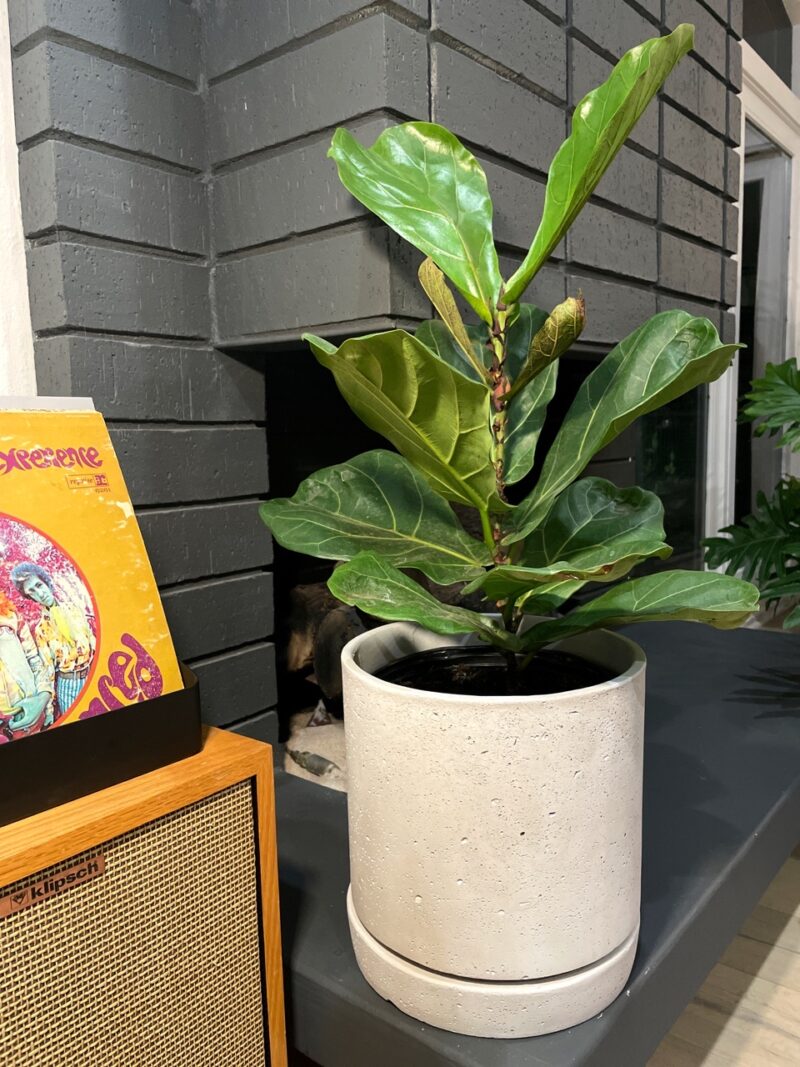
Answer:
[479,507,494,551]
[488,299,511,566]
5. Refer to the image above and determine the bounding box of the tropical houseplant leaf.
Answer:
[704,479,800,585]
[742,359,800,451]
[519,571,760,651]
[508,311,742,541]
[505,23,694,302]
[329,123,502,323]
[305,330,504,526]
[260,450,491,585]
[328,552,513,647]
[414,320,487,384]
[466,479,671,600]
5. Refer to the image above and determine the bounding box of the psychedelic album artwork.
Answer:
[0,408,182,743]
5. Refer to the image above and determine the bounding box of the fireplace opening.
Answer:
[263,344,384,737]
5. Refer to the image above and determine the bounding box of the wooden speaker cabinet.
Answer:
[0,728,287,1067]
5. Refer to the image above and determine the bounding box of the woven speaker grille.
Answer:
[1,781,267,1066]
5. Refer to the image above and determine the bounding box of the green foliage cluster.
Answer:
[705,361,800,629]
[261,24,759,656]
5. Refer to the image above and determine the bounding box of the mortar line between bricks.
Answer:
[224,710,278,732]
[623,0,661,27]
[428,29,567,108]
[209,106,411,175]
[28,228,208,264]
[159,568,273,597]
[519,0,566,28]
[34,325,206,343]
[662,94,741,149]
[206,2,427,88]
[11,27,200,91]
[214,216,385,263]
[215,316,423,350]
[134,496,269,517]
[17,130,203,177]
[185,639,275,669]
[569,24,730,99]
[567,261,725,308]
[109,420,266,432]
[35,329,211,348]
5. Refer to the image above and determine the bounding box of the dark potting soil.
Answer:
[374,645,615,697]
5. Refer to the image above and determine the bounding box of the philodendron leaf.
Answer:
[259,450,491,585]
[329,123,502,323]
[328,552,514,648]
[467,478,671,600]
[305,330,503,516]
[415,321,488,384]
[418,258,489,383]
[519,571,760,652]
[505,24,693,302]
[508,311,741,540]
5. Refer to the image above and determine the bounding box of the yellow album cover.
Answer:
[0,409,182,743]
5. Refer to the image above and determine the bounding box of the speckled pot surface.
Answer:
[341,622,646,1038]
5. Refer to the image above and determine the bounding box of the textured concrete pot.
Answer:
[342,622,646,1038]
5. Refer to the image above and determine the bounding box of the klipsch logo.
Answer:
[0,856,106,918]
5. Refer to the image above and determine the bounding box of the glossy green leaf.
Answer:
[505,362,558,485]
[415,320,488,384]
[505,24,693,302]
[519,570,760,652]
[517,578,586,615]
[742,359,800,452]
[508,312,741,540]
[259,450,491,585]
[305,329,502,516]
[467,479,671,600]
[504,303,548,378]
[328,552,513,647]
[329,123,502,322]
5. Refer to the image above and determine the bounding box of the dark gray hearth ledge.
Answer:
[274,622,800,1067]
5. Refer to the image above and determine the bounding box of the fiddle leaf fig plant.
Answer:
[261,24,760,657]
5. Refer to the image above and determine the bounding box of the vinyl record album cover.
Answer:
[0,408,182,743]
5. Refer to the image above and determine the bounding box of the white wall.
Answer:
[0,0,35,395]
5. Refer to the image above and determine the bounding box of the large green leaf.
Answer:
[305,330,503,516]
[259,450,491,585]
[508,312,741,540]
[519,570,760,652]
[505,24,693,302]
[704,479,800,586]
[467,478,671,600]
[328,552,512,647]
[415,320,487,384]
[505,362,558,485]
[742,360,800,452]
[329,123,502,322]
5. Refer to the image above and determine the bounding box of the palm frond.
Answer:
[742,360,800,452]
[703,477,800,587]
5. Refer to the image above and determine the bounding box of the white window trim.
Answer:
[705,40,800,538]
[0,0,35,394]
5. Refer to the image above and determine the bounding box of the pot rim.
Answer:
[342,621,646,706]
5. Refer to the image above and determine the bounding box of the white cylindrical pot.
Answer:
[342,622,646,1039]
